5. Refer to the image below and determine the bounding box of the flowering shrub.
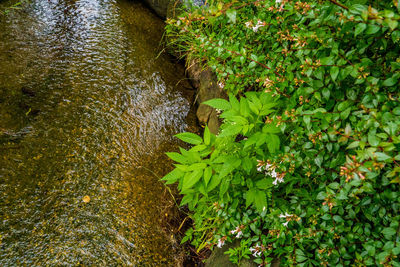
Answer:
[164,0,400,266]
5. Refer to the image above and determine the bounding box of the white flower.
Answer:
[250,244,262,257]
[217,238,225,248]
[252,20,265,32]
[270,169,278,178]
[273,177,284,185]
[245,21,252,28]
[236,231,243,238]
[218,82,225,88]
[283,221,289,227]
[279,212,291,218]
[257,166,264,172]
[253,250,262,257]
[276,0,282,3]
[231,226,241,237]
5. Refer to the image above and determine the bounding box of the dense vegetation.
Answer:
[163,0,400,265]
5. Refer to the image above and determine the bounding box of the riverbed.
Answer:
[0,0,195,265]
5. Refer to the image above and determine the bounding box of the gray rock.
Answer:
[141,0,206,18]
[141,0,174,18]
[187,60,227,135]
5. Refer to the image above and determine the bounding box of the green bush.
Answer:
[164,0,400,265]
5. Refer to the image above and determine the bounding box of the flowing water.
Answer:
[0,0,196,265]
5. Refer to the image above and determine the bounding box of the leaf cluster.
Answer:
[164,0,400,266]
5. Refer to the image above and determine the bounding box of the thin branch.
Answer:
[328,0,349,10]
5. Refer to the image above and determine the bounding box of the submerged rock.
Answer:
[0,126,33,143]
[21,86,36,97]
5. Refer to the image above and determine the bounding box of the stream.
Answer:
[0,0,195,265]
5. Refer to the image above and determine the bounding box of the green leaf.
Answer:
[303,115,311,128]
[246,188,256,208]
[365,245,376,256]
[368,132,380,147]
[382,227,396,237]
[229,94,239,111]
[296,249,307,263]
[207,174,222,192]
[388,19,398,31]
[267,134,280,153]
[190,144,207,152]
[203,98,231,110]
[365,24,380,35]
[239,98,250,117]
[204,126,211,145]
[355,23,367,36]
[337,190,348,200]
[328,182,340,189]
[219,157,241,179]
[249,61,257,68]
[175,132,203,145]
[375,152,392,162]
[347,141,360,149]
[262,125,280,134]
[219,177,230,198]
[204,166,212,185]
[316,191,327,200]
[244,132,261,148]
[161,168,184,184]
[350,4,367,15]
[314,154,323,167]
[226,9,236,24]
[383,77,398,87]
[393,107,400,116]
[166,152,188,163]
[219,125,242,137]
[187,163,207,171]
[256,178,271,189]
[254,189,267,213]
[182,169,203,191]
[180,193,193,206]
[330,66,339,81]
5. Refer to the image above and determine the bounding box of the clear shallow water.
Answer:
[0,0,195,265]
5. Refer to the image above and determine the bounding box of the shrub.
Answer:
[164,0,400,266]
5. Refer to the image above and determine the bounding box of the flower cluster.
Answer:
[257,160,285,185]
[249,243,263,257]
[230,226,243,239]
[217,236,227,248]
[245,19,266,32]
[279,212,300,227]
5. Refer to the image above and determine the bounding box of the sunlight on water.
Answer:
[0,0,195,265]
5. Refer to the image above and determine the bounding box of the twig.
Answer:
[328,0,349,10]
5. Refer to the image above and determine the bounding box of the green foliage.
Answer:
[164,0,400,265]
[1,1,25,15]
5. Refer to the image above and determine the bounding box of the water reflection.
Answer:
[0,0,195,265]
